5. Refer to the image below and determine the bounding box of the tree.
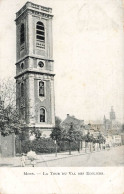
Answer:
[92,136,98,151]
[121,124,124,133]
[74,130,84,153]
[0,78,28,154]
[55,116,62,128]
[50,127,62,156]
[30,127,41,140]
[84,132,90,152]
[62,122,76,155]
[50,116,62,156]
[50,127,62,142]
[97,132,105,150]
[89,134,94,152]
[0,78,44,153]
[0,106,26,136]
[0,78,16,109]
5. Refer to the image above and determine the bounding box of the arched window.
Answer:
[21,83,24,97]
[20,24,25,44]
[39,81,44,97]
[36,21,45,42]
[21,62,24,69]
[40,108,45,122]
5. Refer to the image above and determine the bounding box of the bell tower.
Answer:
[15,2,55,137]
[110,106,116,121]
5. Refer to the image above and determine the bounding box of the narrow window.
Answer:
[39,81,44,97]
[21,83,24,97]
[21,63,24,69]
[20,108,25,120]
[36,21,45,42]
[20,24,25,45]
[40,108,45,122]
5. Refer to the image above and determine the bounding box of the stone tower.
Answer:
[110,106,116,130]
[15,2,55,137]
[110,106,116,121]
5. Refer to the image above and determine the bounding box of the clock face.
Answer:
[38,61,44,68]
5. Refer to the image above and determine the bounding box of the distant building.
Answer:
[113,135,122,146]
[60,114,85,134]
[121,134,124,145]
[84,121,104,137]
[103,107,121,131]
[103,115,111,130]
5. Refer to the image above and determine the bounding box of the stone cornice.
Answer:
[15,69,55,79]
[15,55,54,65]
[16,2,52,17]
[15,6,53,23]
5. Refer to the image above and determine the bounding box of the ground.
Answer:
[36,145,124,167]
[0,146,124,167]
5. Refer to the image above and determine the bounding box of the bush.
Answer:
[16,137,80,154]
[31,138,55,153]
[15,131,30,154]
[21,140,31,153]
[58,141,78,152]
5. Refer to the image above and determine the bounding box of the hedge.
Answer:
[16,138,80,154]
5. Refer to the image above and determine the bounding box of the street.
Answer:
[0,146,124,167]
[36,146,124,167]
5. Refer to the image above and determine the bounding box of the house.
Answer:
[84,121,104,137]
[60,114,85,134]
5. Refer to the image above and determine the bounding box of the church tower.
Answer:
[110,106,116,130]
[110,106,116,121]
[15,2,55,137]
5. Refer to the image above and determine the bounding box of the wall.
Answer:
[0,133,15,157]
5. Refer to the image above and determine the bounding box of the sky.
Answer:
[0,0,124,123]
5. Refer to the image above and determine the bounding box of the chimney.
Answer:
[67,114,69,118]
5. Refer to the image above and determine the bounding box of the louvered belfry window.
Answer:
[36,21,45,42]
[20,24,25,45]
[21,83,24,97]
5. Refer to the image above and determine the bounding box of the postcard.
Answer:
[0,0,124,193]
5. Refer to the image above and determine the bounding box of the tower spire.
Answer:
[110,106,116,121]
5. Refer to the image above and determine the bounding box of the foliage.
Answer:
[84,132,91,143]
[30,128,41,140]
[17,137,79,154]
[55,116,62,127]
[58,140,78,152]
[0,105,27,137]
[0,78,27,137]
[31,138,56,153]
[20,140,31,154]
[0,78,16,109]
[97,133,105,144]
[62,123,76,142]
[50,116,62,142]
[61,122,84,154]
[121,124,124,133]
[74,130,84,141]
[19,138,56,154]
[50,127,62,143]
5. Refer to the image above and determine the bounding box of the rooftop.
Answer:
[60,114,84,128]
[16,1,52,20]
